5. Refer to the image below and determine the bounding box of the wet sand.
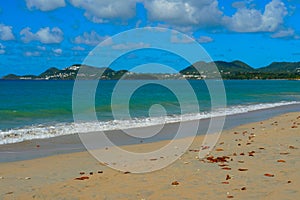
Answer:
[1,103,300,163]
[0,112,299,199]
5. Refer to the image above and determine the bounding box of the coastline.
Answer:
[1,103,300,163]
[2,1,300,199]
[0,111,299,199]
[1,79,299,146]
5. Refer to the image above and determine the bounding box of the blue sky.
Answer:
[0,0,299,76]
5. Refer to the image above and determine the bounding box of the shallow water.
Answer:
[0,80,299,145]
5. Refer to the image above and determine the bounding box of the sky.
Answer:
[0,0,300,76]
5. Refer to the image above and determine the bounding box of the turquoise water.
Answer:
[0,80,300,144]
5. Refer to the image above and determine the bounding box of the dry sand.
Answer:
[0,112,299,199]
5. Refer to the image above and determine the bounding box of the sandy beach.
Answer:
[0,112,299,199]
[2,0,300,199]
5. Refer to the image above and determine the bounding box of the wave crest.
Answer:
[0,101,299,145]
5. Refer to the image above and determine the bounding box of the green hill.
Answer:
[180,60,254,74]
[230,60,254,71]
[39,67,60,78]
[259,62,300,73]
[2,60,300,80]
[179,60,300,79]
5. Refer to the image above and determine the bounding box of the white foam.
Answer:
[0,101,299,145]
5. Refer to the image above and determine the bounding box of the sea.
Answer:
[0,79,300,145]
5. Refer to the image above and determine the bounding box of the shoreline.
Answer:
[1,78,300,81]
[0,111,299,199]
[1,103,300,163]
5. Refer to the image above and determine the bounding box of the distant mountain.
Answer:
[230,60,254,71]
[1,64,124,80]
[1,64,178,80]
[2,74,38,80]
[259,62,300,73]
[179,60,256,79]
[180,60,254,74]
[179,60,300,79]
[2,61,300,80]
[39,67,60,78]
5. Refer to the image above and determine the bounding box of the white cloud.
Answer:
[112,42,150,50]
[226,0,288,32]
[73,31,111,46]
[271,28,295,38]
[135,20,142,28]
[143,0,223,28]
[0,24,15,40]
[231,1,246,9]
[170,32,194,43]
[24,51,40,57]
[69,0,136,23]
[53,48,62,55]
[20,27,63,44]
[20,28,35,43]
[15,0,295,42]
[100,37,113,46]
[25,0,66,11]
[71,46,85,51]
[294,34,300,39]
[198,36,214,43]
[0,43,5,54]
[19,0,291,38]
[37,46,46,51]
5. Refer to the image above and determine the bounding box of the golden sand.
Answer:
[0,112,299,199]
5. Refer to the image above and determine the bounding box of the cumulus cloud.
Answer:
[19,0,295,41]
[198,36,214,43]
[25,0,66,11]
[20,27,63,44]
[73,31,111,46]
[0,24,15,40]
[143,0,223,28]
[112,42,150,50]
[271,28,295,38]
[170,32,194,43]
[0,43,5,54]
[226,0,288,32]
[69,0,136,23]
